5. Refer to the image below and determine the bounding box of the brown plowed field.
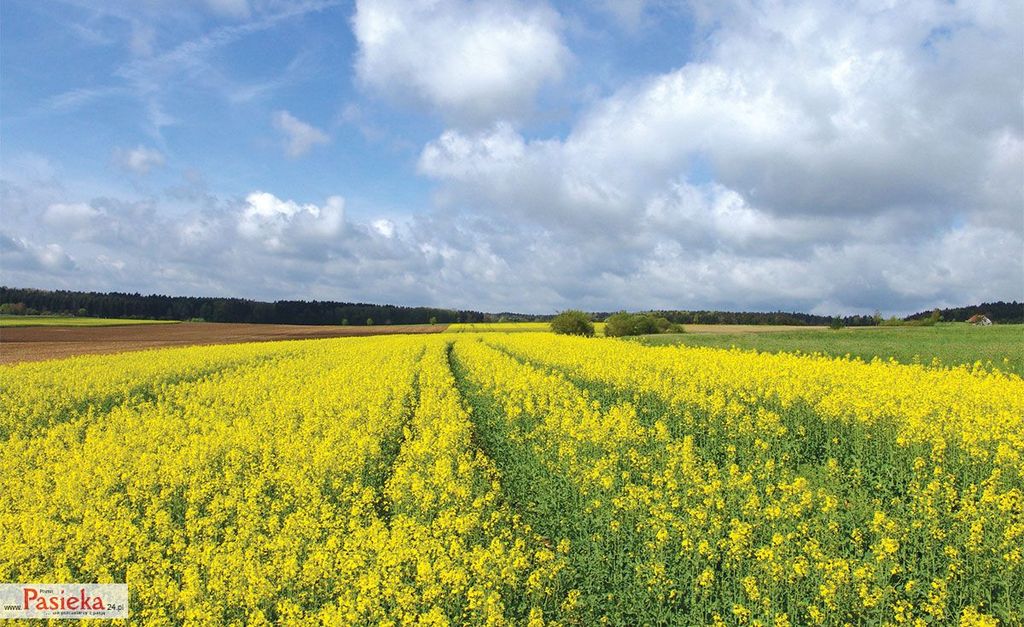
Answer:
[0,322,446,364]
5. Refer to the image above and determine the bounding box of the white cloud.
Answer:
[408,1,1024,311]
[0,233,76,272]
[272,110,329,158]
[371,219,396,238]
[417,0,1022,226]
[2,175,1020,314]
[352,0,571,125]
[238,191,345,254]
[43,202,103,230]
[113,145,165,174]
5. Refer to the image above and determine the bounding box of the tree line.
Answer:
[904,301,1023,324]
[0,287,482,325]
[593,309,880,327]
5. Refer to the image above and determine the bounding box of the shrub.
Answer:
[604,312,683,337]
[550,310,595,337]
[604,312,633,337]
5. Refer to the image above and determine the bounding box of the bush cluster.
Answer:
[603,312,683,337]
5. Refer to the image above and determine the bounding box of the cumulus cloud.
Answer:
[352,0,571,125]
[0,233,76,272]
[422,1,1022,222]
[272,110,329,157]
[371,219,395,238]
[42,202,104,232]
[415,0,1024,312]
[1,178,1020,315]
[238,191,345,256]
[114,145,165,174]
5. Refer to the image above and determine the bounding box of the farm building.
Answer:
[966,314,993,326]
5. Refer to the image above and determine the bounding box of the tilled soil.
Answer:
[0,322,446,364]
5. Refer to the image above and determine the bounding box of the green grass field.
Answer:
[0,316,180,327]
[634,322,1024,375]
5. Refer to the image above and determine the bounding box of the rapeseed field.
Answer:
[1,333,1020,625]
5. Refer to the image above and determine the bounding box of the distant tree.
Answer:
[366,317,374,326]
[341,318,348,326]
[0,302,28,315]
[872,309,882,325]
[550,310,594,337]
[429,316,438,325]
[77,308,88,317]
[829,316,844,330]
[904,301,1023,324]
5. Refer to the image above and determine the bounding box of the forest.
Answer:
[2,287,1019,326]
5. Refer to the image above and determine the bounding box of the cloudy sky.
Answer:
[2,0,1021,315]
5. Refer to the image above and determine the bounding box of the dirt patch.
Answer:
[0,322,447,365]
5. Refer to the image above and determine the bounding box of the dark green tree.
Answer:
[550,310,594,337]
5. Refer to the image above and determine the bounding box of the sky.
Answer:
[1,0,1022,316]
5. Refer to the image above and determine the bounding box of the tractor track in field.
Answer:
[374,347,426,528]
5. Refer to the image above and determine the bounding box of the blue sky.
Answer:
[2,0,1022,315]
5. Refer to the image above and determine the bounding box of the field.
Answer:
[1,321,851,365]
[637,324,1024,376]
[447,322,612,335]
[2,332,1021,625]
[0,315,181,327]
[0,321,444,365]
[446,322,554,333]
[446,322,608,335]
[446,322,822,337]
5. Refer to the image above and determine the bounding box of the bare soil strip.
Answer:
[0,322,446,365]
